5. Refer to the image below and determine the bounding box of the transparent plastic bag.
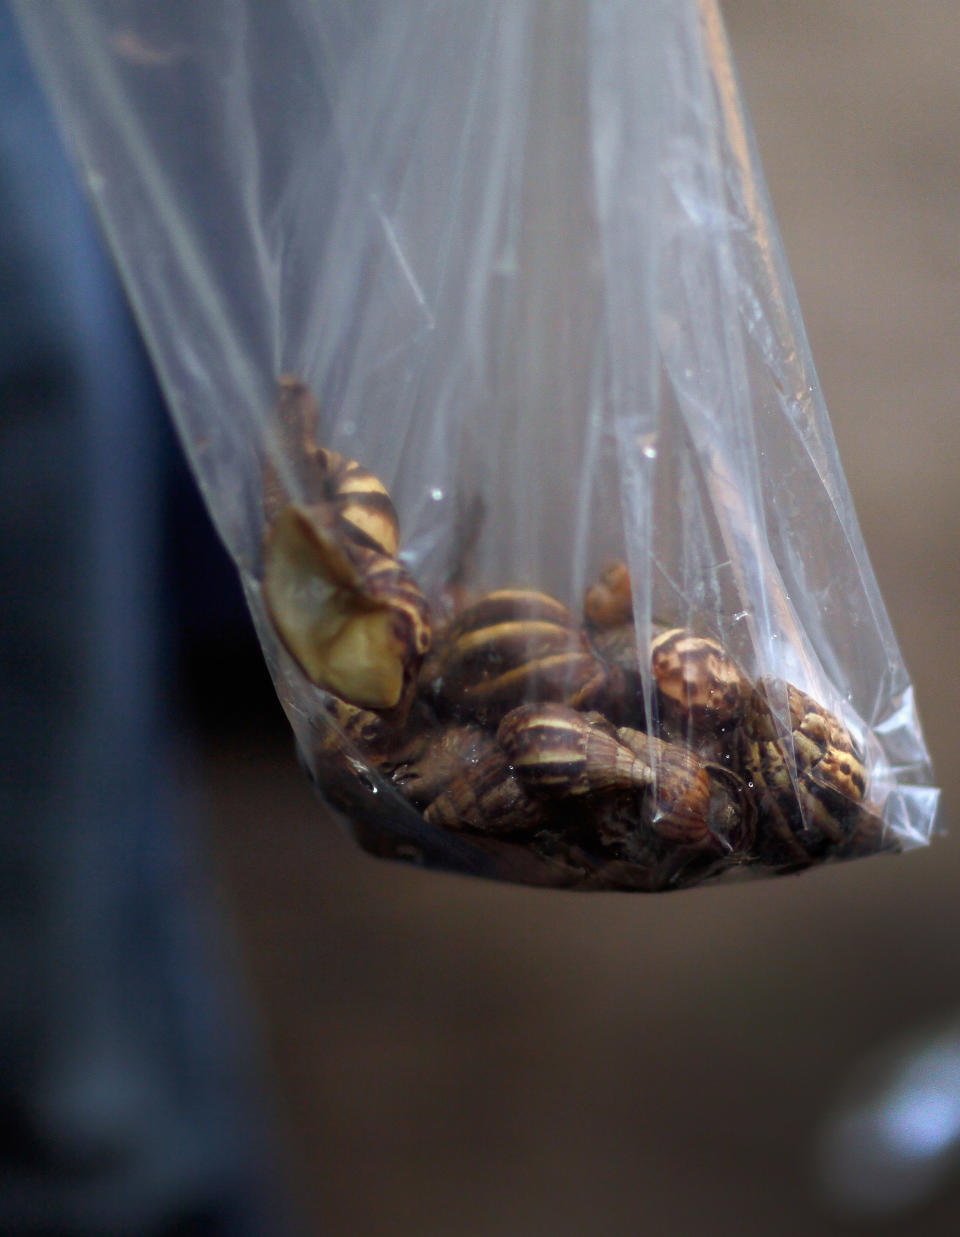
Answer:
[16,0,938,890]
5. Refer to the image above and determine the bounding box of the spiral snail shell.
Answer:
[424,589,614,724]
[614,725,748,851]
[497,703,651,797]
[422,749,548,836]
[269,376,400,557]
[738,677,875,865]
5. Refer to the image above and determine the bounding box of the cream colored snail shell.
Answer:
[263,503,430,711]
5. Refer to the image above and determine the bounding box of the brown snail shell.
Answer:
[382,724,493,810]
[263,503,430,711]
[585,621,645,728]
[422,749,547,836]
[451,588,574,632]
[584,561,633,629]
[424,589,612,725]
[615,726,732,850]
[739,677,872,866]
[317,695,407,759]
[497,703,654,797]
[835,801,901,860]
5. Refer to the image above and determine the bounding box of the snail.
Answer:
[498,704,753,856]
[382,722,493,810]
[262,379,431,714]
[650,627,749,740]
[267,376,400,556]
[263,502,430,712]
[423,589,618,725]
[584,561,633,629]
[737,677,884,866]
[422,748,550,836]
[497,703,645,797]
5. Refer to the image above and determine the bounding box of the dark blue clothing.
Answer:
[0,7,285,1233]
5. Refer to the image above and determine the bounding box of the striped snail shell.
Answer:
[759,678,867,802]
[496,703,653,797]
[424,589,611,724]
[650,628,749,738]
[422,749,547,836]
[739,678,871,867]
[263,503,430,711]
[317,694,406,758]
[615,727,726,850]
[270,376,400,558]
[308,448,400,559]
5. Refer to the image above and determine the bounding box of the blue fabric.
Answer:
[0,6,286,1233]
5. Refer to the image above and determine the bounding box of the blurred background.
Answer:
[5,2,960,1235]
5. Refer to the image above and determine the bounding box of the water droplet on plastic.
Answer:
[341,419,356,436]
[733,609,750,622]
[352,763,378,793]
[430,487,444,501]
[642,444,657,460]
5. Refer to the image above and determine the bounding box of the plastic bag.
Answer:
[16,0,938,891]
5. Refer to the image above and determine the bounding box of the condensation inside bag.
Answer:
[16,0,939,889]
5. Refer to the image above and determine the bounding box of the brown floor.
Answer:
[198,5,960,1234]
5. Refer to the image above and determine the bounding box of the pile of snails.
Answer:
[260,381,898,891]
